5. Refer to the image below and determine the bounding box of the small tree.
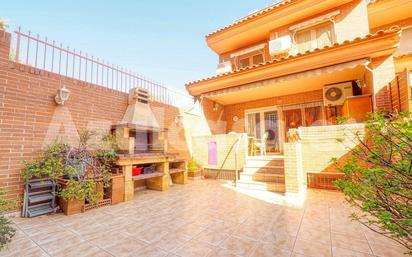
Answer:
[335,112,412,253]
[0,190,16,251]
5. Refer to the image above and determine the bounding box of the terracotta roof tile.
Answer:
[206,0,296,38]
[187,26,401,87]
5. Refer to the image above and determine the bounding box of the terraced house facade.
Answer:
[186,0,412,197]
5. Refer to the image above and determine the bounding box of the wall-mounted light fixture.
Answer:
[175,115,184,125]
[213,102,220,111]
[55,82,70,105]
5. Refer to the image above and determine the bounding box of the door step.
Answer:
[243,166,284,175]
[236,180,285,193]
[239,173,285,183]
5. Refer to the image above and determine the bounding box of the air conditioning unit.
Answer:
[269,36,292,55]
[323,82,353,106]
[216,61,233,75]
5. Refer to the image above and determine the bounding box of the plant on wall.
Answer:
[0,190,16,251]
[22,130,119,204]
[334,112,412,253]
[0,17,9,30]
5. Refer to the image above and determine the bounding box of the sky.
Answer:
[2,0,275,93]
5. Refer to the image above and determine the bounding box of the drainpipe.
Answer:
[364,64,377,111]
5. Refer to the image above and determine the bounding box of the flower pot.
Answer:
[188,169,202,180]
[59,198,83,215]
[57,178,84,215]
[109,174,125,204]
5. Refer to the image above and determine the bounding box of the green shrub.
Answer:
[22,130,118,204]
[334,112,412,253]
[0,190,16,251]
[188,159,200,173]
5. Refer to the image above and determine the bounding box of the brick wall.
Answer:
[390,69,411,112]
[0,30,193,199]
[370,55,397,111]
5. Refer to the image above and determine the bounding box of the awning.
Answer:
[289,10,340,31]
[230,43,266,58]
[203,58,370,98]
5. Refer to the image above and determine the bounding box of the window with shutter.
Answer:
[239,58,250,69]
[295,23,333,54]
[237,51,264,69]
[296,30,312,53]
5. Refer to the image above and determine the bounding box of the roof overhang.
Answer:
[368,0,412,29]
[394,52,412,73]
[205,59,368,105]
[206,0,353,55]
[187,28,401,97]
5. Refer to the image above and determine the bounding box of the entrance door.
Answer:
[246,108,281,154]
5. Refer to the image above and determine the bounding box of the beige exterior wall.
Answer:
[299,124,365,175]
[334,0,369,43]
[284,142,304,196]
[284,124,365,194]
[192,133,247,170]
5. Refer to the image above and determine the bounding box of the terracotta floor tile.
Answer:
[104,238,147,257]
[52,241,111,257]
[136,226,170,244]
[206,248,244,257]
[261,230,295,251]
[87,230,130,248]
[369,242,408,257]
[194,229,230,246]
[3,181,407,257]
[219,235,258,257]
[293,238,332,257]
[2,237,38,253]
[331,233,372,254]
[152,232,190,252]
[332,246,375,257]
[130,244,168,257]
[232,223,267,241]
[173,239,214,257]
[40,235,85,256]
[251,242,292,257]
[297,228,331,245]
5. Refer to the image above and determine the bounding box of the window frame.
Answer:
[237,50,265,69]
[293,21,336,53]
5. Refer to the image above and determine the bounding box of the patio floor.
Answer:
[2,180,408,257]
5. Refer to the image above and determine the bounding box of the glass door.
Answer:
[246,108,281,155]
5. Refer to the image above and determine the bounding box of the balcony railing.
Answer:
[9,27,194,109]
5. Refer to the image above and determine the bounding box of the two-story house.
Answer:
[186,0,411,194]
[187,0,407,155]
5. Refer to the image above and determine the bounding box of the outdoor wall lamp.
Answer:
[175,115,184,125]
[55,83,70,105]
[213,102,221,111]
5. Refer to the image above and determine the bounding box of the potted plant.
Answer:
[188,159,202,179]
[22,130,119,215]
[57,131,117,215]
